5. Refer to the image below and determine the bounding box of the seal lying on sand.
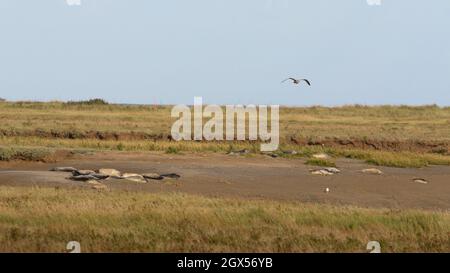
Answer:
[310,167,341,176]
[69,175,101,182]
[160,173,181,179]
[142,173,164,180]
[72,170,96,176]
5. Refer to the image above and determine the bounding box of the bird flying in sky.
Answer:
[281,78,311,86]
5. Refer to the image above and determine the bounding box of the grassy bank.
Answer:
[0,101,449,168]
[0,146,61,162]
[1,139,450,168]
[1,101,449,141]
[0,186,448,253]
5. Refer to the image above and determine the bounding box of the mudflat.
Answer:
[0,152,448,211]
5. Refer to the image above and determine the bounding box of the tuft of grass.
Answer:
[0,186,448,253]
[305,158,337,167]
[165,146,180,154]
[116,143,125,151]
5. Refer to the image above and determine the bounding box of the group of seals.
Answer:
[50,167,181,188]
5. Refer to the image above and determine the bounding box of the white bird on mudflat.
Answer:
[281,78,311,86]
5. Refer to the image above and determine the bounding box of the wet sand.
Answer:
[0,152,449,211]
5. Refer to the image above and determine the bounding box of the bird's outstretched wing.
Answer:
[281,78,295,83]
[301,79,311,86]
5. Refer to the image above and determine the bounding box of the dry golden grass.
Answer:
[2,137,450,168]
[1,102,449,141]
[1,101,450,167]
[0,101,172,135]
[0,186,448,253]
[335,149,450,168]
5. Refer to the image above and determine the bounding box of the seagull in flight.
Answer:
[281,78,311,86]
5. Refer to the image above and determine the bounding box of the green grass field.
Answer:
[0,186,448,253]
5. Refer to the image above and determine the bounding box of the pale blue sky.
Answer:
[0,0,449,106]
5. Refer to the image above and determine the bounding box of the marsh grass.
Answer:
[0,102,449,167]
[0,186,448,253]
[1,138,449,168]
[165,146,181,154]
[335,149,450,168]
[0,146,56,162]
[1,102,449,141]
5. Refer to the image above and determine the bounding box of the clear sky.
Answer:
[0,0,449,106]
